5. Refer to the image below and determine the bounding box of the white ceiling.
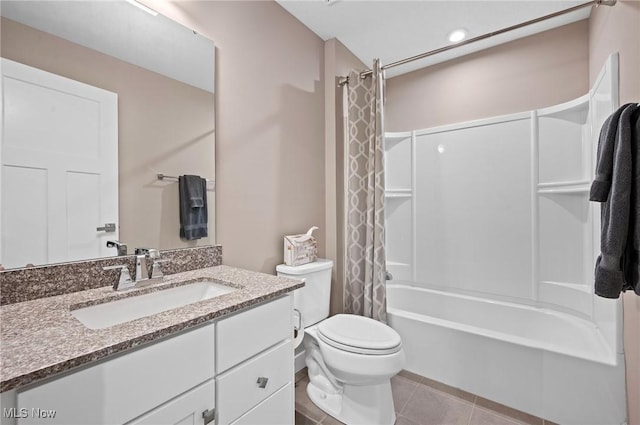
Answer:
[276,0,594,78]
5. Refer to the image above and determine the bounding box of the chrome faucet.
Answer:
[106,240,127,256]
[133,248,169,284]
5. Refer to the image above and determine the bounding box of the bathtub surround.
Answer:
[590,103,640,298]
[382,58,625,423]
[0,245,222,306]
[344,61,388,322]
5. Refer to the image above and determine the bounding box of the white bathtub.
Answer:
[386,283,627,425]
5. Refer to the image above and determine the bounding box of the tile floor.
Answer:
[294,369,558,425]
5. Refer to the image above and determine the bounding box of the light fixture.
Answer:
[448,29,467,43]
[125,0,158,16]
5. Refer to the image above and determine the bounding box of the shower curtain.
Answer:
[344,59,388,322]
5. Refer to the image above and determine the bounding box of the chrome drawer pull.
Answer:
[256,376,269,389]
[202,408,215,425]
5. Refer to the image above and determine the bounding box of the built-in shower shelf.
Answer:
[537,180,590,194]
[385,189,412,198]
[537,93,589,124]
[540,280,592,294]
[384,131,412,143]
[538,186,589,194]
[387,261,410,267]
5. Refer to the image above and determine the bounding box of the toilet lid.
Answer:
[317,314,402,355]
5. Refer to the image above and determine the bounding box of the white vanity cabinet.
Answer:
[6,295,294,425]
[14,321,217,425]
[215,296,294,425]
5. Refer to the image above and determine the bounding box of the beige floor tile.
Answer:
[321,414,345,425]
[295,368,309,384]
[295,411,319,425]
[392,375,419,414]
[419,376,476,404]
[394,415,422,425]
[475,397,542,425]
[295,379,327,423]
[469,406,528,425]
[398,369,425,384]
[401,385,473,425]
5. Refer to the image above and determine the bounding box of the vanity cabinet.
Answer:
[215,295,293,425]
[7,295,294,425]
[128,380,215,425]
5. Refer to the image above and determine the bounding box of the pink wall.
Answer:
[385,21,589,131]
[590,2,640,423]
[154,1,326,274]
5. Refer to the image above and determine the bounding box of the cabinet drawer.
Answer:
[216,340,293,425]
[17,323,215,425]
[229,383,293,425]
[216,296,291,372]
[127,379,215,425]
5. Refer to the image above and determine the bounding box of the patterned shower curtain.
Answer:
[344,59,387,323]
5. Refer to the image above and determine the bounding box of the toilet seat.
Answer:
[317,314,402,355]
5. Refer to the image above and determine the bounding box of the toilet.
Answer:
[276,259,405,425]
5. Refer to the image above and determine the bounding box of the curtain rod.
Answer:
[338,0,615,87]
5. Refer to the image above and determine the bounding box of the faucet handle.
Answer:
[150,259,171,279]
[103,265,134,290]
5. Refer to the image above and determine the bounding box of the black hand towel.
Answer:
[179,175,208,240]
[590,103,640,298]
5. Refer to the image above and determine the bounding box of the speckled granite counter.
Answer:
[0,266,303,393]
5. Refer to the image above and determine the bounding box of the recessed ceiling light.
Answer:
[448,29,467,43]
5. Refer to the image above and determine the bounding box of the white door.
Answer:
[0,58,118,268]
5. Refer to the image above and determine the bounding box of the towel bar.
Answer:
[156,173,215,190]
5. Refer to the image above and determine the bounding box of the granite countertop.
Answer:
[0,265,303,393]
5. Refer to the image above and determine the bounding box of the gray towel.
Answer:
[590,103,640,298]
[624,106,640,296]
[179,175,208,240]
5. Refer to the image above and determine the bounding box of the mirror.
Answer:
[0,1,216,269]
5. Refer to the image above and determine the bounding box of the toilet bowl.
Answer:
[304,315,405,425]
[276,260,405,425]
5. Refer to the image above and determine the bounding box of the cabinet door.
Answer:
[17,323,215,425]
[229,383,293,425]
[127,380,215,425]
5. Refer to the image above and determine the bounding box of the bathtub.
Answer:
[386,282,627,425]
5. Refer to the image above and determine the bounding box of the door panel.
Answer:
[1,58,118,268]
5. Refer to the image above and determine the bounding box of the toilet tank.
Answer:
[276,259,333,328]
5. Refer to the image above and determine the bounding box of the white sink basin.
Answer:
[71,281,236,330]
